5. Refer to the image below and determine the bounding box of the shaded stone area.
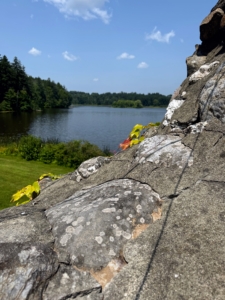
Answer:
[0,243,58,300]
[1,1,225,299]
[43,265,101,300]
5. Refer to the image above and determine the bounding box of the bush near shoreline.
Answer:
[0,135,111,169]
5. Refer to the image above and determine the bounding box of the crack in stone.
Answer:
[212,134,224,146]
[58,287,102,300]
[205,128,225,134]
[202,179,225,184]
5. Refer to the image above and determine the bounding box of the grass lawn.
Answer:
[0,154,73,210]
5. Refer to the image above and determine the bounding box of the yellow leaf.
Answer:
[130,139,140,146]
[33,181,40,194]
[129,124,144,139]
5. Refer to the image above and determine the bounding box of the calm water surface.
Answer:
[0,106,166,151]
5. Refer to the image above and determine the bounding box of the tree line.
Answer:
[0,55,72,112]
[70,91,171,107]
[112,99,143,108]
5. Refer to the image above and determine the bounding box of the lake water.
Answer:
[0,106,166,151]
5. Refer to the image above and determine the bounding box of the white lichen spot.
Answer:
[136,205,142,213]
[72,216,84,227]
[124,191,132,196]
[189,61,220,83]
[61,215,74,224]
[109,249,116,256]
[140,218,145,224]
[163,99,185,126]
[73,225,83,236]
[122,231,132,240]
[174,274,179,278]
[110,236,114,242]
[181,91,187,99]
[129,214,133,218]
[66,226,75,234]
[62,272,70,280]
[86,221,91,226]
[71,255,77,262]
[18,247,38,264]
[115,230,122,237]
[102,244,106,247]
[139,157,145,164]
[127,217,130,221]
[116,216,121,220]
[95,236,103,244]
[105,197,119,202]
[134,192,142,196]
[144,185,151,191]
[60,234,72,246]
[100,232,105,236]
[113,224,118,229]
[102,207,116,213]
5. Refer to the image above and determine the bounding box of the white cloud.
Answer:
[43,0,111,24]
[117,52,135,60]
[62,51,78,61]
[93,78,99,82]
[28,47,41,56]
[146,27,175,43]
[137,62,148,69]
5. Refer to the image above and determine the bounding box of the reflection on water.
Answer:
[0,106,166,150]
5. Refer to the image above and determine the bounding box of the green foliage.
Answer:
[70,91,171,107]
[54,140,104,168]
[39,143,57,164]
[18,135,42,160]
[0,54,72,112]
[4,142,19,156]
[6,135,107,168]
[112,99,143,108]
[0,100,12,111]
[0,154,73,210]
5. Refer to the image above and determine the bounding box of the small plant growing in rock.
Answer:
[11,173,61,206]
[119,122,160,150]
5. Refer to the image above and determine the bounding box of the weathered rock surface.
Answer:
[1,1,225,299]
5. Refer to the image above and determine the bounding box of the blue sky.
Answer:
[0,0,216,95]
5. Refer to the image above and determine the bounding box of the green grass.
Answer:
[0,154,73,210]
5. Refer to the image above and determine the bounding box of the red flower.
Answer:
[119,137,131,150]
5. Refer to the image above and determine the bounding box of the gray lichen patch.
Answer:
[135,135,193,168]
[189,61,220,83]
[0,243,58,300]
[70,156,111,182]
[0,212,53,244]
[199,62,225,122]
[45,179,162,271]
[43,264,101,300]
